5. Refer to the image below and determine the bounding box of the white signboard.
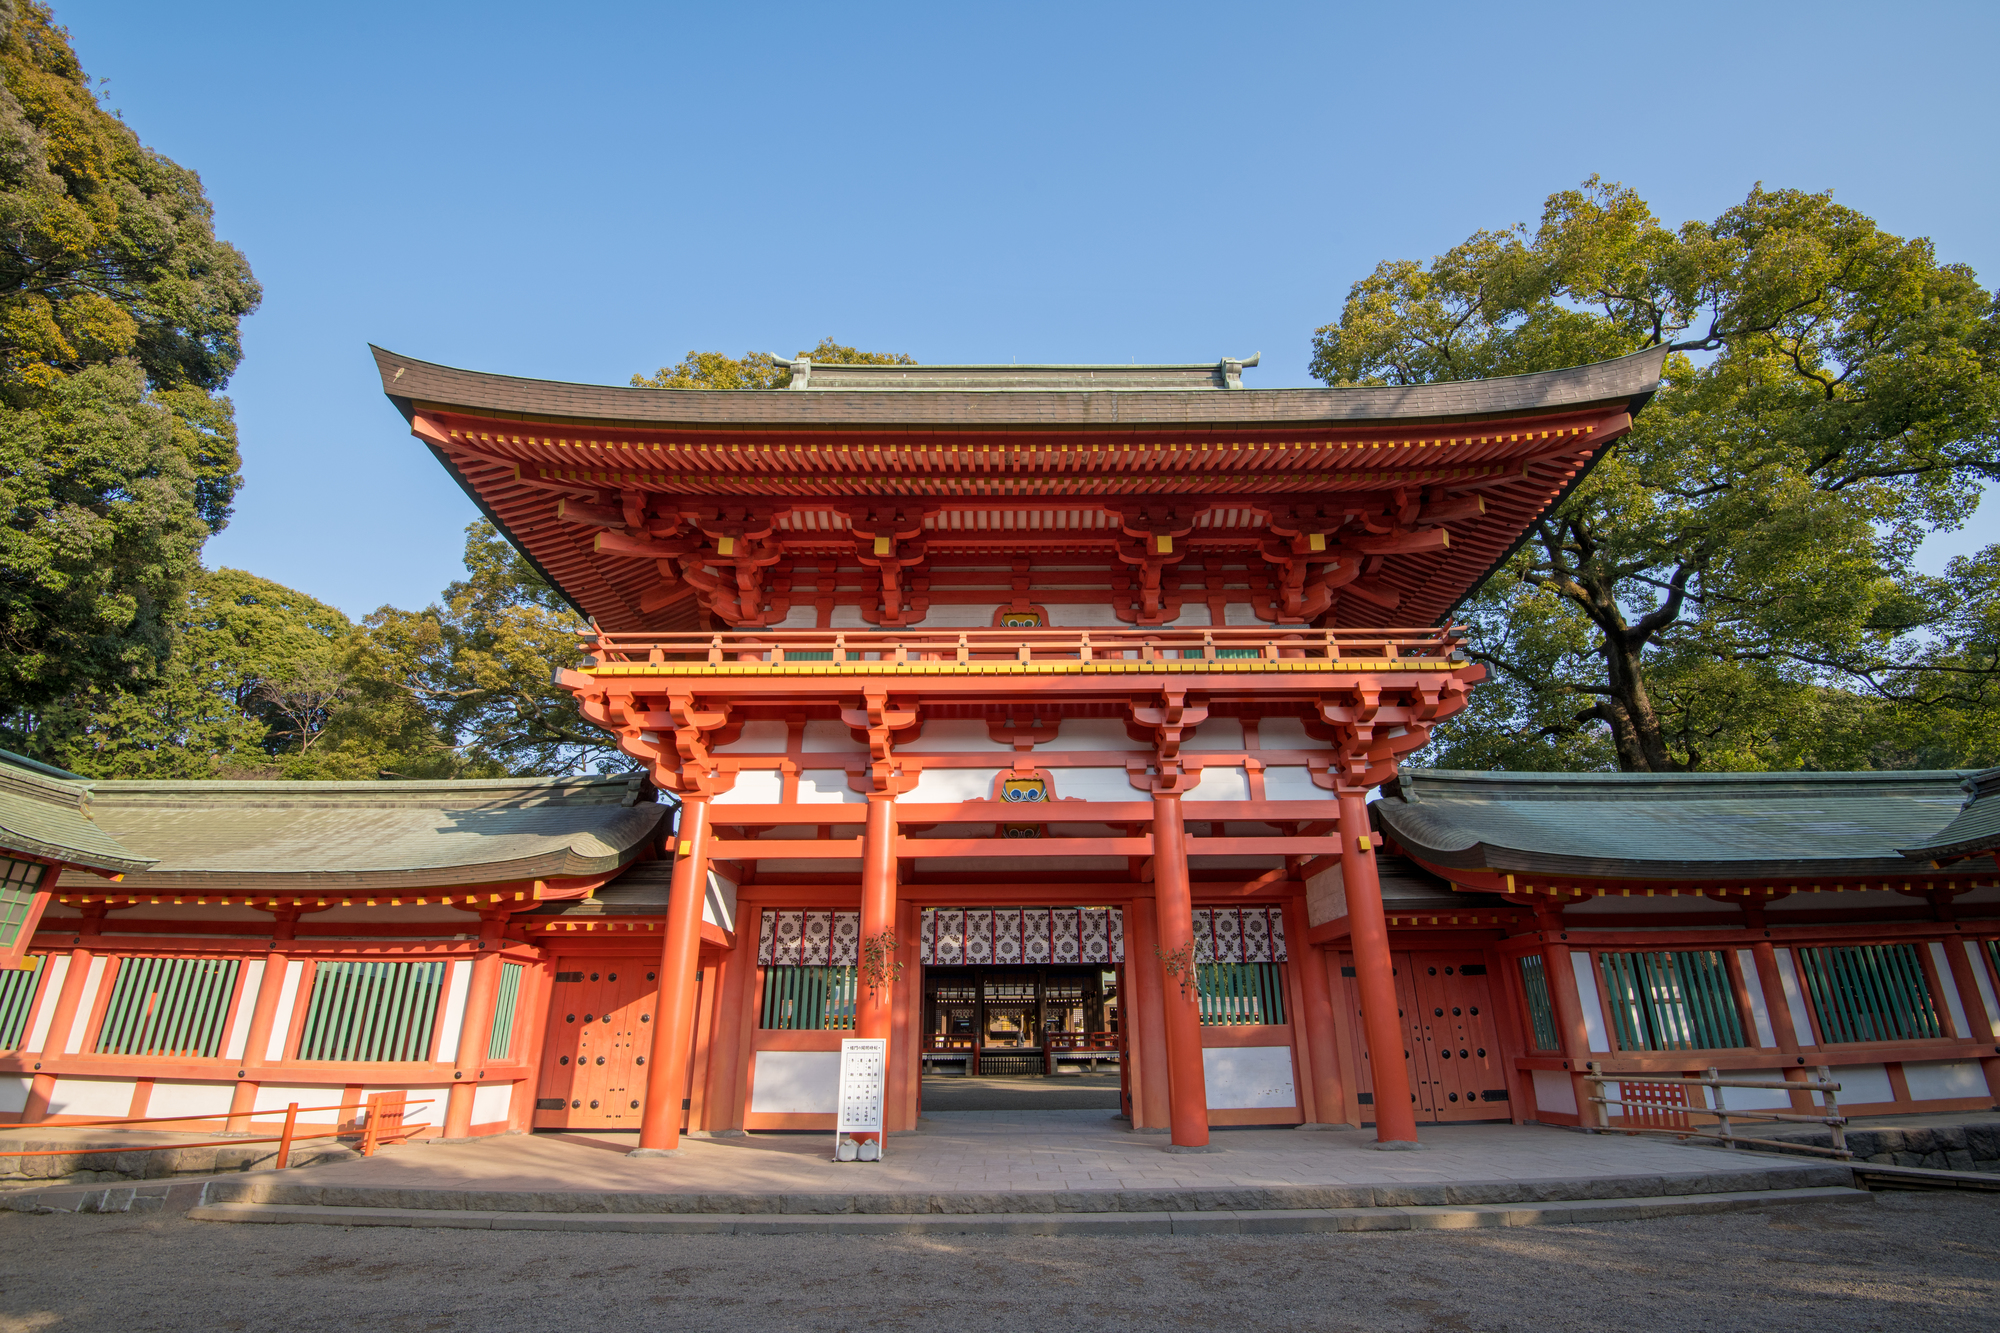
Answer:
[834,1037,888,1159]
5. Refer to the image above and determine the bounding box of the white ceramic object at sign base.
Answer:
[858,1139,881,1162]
[835,1137,858,1162]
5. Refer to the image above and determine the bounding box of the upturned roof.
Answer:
[87,775,666,892]
[1898,767,2000,863]
[0,751,156,876]
[1375,769,1980,881]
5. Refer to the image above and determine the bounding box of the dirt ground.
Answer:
[0,1192,1994,1332]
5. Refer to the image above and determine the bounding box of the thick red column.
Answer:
[1151,792,1210,1150]
[634,796,712,1154]
[1283,897,1345,1126]
[854,795,899,1144]
[227,910,299,1131]
[444,915,507,1138]
[699,909,755,1135]
[1535,914,1599,1125]
[1125,896,1172,1131]
[1336,790,1419,1148]
[21,942,93,1123]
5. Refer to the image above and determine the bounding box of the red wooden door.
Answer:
[533,957,656,1130]
[1339,951,1506,1124]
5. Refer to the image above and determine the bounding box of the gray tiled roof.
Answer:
[1376,769,1979,880]
[1898,767,2000,862]
[87,776,666,891]
[373,344,1668,428]
[0,751,155,876]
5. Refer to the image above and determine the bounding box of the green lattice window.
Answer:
[297,960,446,1062]
[95,955,241,1058]
[0,956,44,1049]
[1518,955,1561,1051]
[1796,944,1943,1044]
[760,966,856,1030]
[1598,950,1746,1051]
[0,858,46,953]
[1199,963,1285,1025]
[487,962,524,1060]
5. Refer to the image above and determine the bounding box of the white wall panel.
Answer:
[715,770,784,804]
[1531,1069,1577,1114]
[797,770,864,804]
[48,1078,134,1117]
[63,956,106,1054]
[1735,950,1778,1047]
[1902,1059,1986,1102]
[907,767,1002,802]
[1571,954,1610,1053]
[435,961,471,1063]
[1202,1046,1296,1109]
[1929,943,1972,1037]
[471,1082,514,1125]
[0,1075,30,1113]
[1833,1064,1895,1104]
[713,720,789,753]
[1261,766,1326,802]
[750,1050,841,1114]
[1183,719,1243,752]
[900,719,1012,753]
[24,954,67,1052]
[223,960,265,1061]
[146,1082,235,1121]
[264,960,304,1062]
[1187,766,1250,802]
[801,720,863,753]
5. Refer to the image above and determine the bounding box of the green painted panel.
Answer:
[487,963,523,1060]
[297,961,446,1062]
[0,858,45,951]
[1796,944,1943,1044]
[1518,955,1561,1051]
[1598,950,1746,1052]
[95,955,240,1057]
[0,956,44,1049]
[760,966,857,1030]
[1198,963,1285,1026]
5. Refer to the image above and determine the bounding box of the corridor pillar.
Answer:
[444,914,508,1138]
[1151,791,1209,1150]
[854,794,899,1144]
[635,795,712,1154]
[1336,790,1419,1148]
[227,908,299,1131]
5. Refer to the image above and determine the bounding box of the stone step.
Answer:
[1852,1162,2000,1192]
[187,1186,1874,1235]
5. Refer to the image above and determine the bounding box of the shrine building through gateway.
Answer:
[8,345,1994,1159]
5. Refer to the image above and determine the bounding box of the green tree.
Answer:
[0,2,260,729]
[632,337,914,389]
[1311,179,2000,772]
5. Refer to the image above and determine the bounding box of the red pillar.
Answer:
[1336,790,1419,1148]
[1126,896,1172,1131]
[1151,791,1209,1150]
[634,796,712,1154]
[854,795,898,1144]
[22,940,93,1123]
[700,910,755,1134]
[444,915,507,1138]
[1536,920,1599,1124]
[888,896,921,1131]
[1283,897,1345,1126]
[1938,936,2000,1104]
[228,910,299,1132]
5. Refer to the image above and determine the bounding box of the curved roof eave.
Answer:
[372,344,1670,431]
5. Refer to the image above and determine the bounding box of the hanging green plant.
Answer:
[860,930,905,995]
[1156,942,1201,1000]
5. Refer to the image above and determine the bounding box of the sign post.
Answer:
[834,1036,888,1162]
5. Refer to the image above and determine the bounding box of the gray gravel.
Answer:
[1,1193,1995,1331]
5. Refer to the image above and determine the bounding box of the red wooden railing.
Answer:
[0,1093,433,1170]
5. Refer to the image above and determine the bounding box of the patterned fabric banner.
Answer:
[758,911,861,966]
[918,907,1124,965]
[1189,907,1288,964]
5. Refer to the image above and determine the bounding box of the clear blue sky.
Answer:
[60,1,2000,621]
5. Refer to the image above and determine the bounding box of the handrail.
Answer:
[0,1096,436,1170]
[1584,1062,1849,1159]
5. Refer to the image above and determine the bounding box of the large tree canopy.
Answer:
[0,1,260,728]
[632,337,914,390]
[1311,179,2000,772]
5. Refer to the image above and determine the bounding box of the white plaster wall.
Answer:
[797,770,864,804]
[146,1082,235,1121]
[63,956,107,1054]
[435,961,472,1063]
[830,606,872,629]
[1929,943,1972,1037]
[24,954,67,1051]
[1707,1070,1791,1112]
[713,720,789,753]
[1903,1060,1987,1101]
[1053,719,1138,750]
[1834,1064,1895,1104]
[1043,602,1125,627]
[1531,1069,1577,1115]
[750,1050,841,1114]
[1256,718,1317,749]
[1202,1046,1296,1109]
[1183,718,1243,752]
[253,1085,344,1123]
[223,960,265,1061]
[265,960,304,1061]
[801,721,863,753]
[1773,950,1816,1045]
[1572,955,1610,1053]
[0,1075,28,1113]
[1223,603,1264,626]
[1186,766,1250,802]
[1735,950,1778,1047]
[47,1078,135,1117]
[771,606,818,629]
[704,870,738,934]
[715,770,784,804]
[900,720,1012,753]
[920,603,999,627]
[1965,941,2000,1038]
[1261,766,1326,802]
[1305,864,1347,927]
[471,1082,514,1124]
[907,767,1003,802]
[1048,768,1142,802]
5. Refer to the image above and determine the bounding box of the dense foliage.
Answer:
[0,2,259,729]
[632,337,914,390]
[1313,179,2000,771]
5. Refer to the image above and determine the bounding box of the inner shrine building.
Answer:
[2,345,1995,1152]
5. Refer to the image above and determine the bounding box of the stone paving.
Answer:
[260,1108,1817,1201]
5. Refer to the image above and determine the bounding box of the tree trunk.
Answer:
[1600,636,1679,771]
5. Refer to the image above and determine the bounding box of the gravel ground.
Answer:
[0,1193,1994,1332]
